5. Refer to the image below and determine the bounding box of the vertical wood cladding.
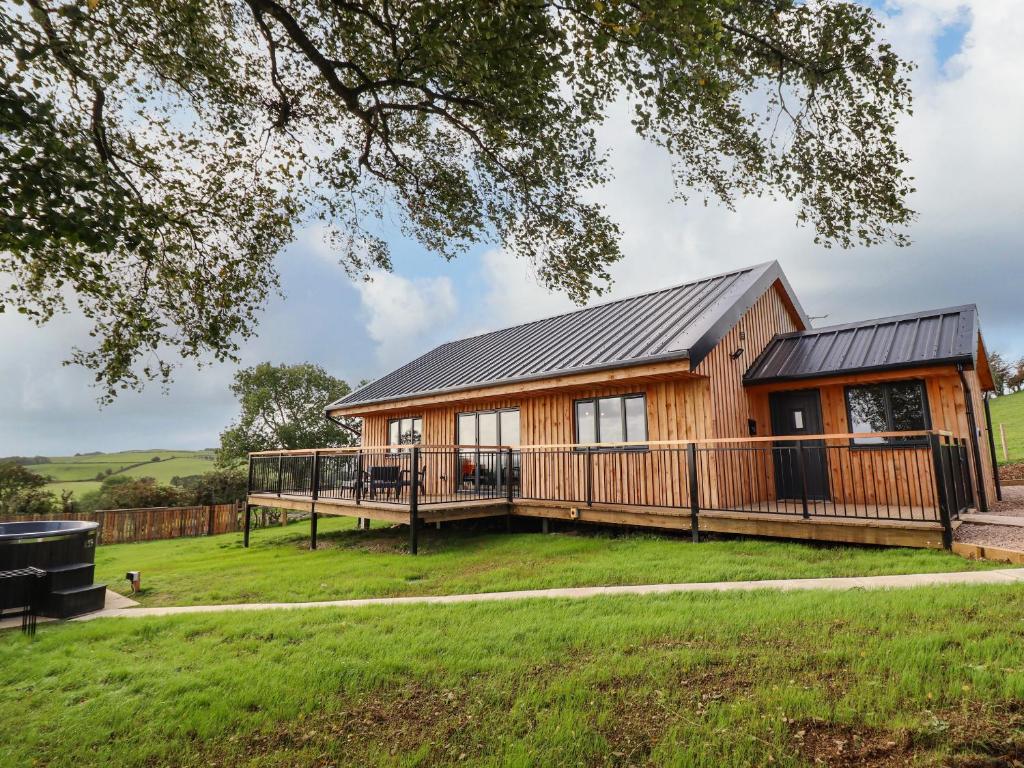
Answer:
[747,366,996,511]
[695,280,802,439]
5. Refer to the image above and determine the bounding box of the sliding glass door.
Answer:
[457,408,519,493]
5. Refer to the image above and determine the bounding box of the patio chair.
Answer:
[367,465,403,499]
[337,467,368,499]
[398,465,427,497]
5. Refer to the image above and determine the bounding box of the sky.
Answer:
[1,0,1021,456]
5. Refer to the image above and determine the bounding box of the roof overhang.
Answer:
[742,358,975,389]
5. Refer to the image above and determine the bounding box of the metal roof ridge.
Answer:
[769,304,977,340]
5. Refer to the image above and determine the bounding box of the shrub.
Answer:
[78,476,185,512]
[172,469,247,505]
[5,488,61,516]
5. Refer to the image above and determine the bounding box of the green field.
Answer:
[2,585,1023,767]
[17,449,217,499]
[990,390,1024,464]
[95,518,997,607]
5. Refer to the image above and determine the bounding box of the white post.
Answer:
[1000,423,1009,462]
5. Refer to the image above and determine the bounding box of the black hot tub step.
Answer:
[44,562,96,591]
[43,583,107,619]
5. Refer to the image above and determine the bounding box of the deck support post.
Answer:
[541,518,549,534]
[686,443,700,543]
[983,394,1003,502]
[929,433,954,549]
[243,504,251,548]
[310,450,320,550]
[409,447,420,555]
[796,444,810,519]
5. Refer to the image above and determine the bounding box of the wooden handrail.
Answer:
[248,430,960,457]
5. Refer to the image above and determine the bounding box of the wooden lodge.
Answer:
[246,262,1000,551]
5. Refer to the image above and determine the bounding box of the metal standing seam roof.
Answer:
[743,305,981,385]
[329,261,808,411]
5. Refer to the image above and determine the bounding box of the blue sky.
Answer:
[1,0,1021,456]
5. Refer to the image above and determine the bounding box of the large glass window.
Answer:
[575,394,647,446]
[456,408,520,492]
[456,408,519,446]
[845,381,928,445]
[388,416,423,448]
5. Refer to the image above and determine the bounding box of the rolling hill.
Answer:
[16,449,218,499]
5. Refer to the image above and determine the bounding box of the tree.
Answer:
[172,469,249,505]
[0,461,48,512]
[2,1,914,400]
[988,351,1011,395]
[1008,358,1024,393]
[218,362,358,463]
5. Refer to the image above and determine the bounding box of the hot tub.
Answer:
[0,520,106,618]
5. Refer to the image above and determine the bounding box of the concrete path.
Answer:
[74,568,1024,622]
[0,589,138,631]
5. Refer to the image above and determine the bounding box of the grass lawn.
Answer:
[94,517,999,607]
[990,390,1024,464]
[2,585,1023,767]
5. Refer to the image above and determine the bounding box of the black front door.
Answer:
[769,390,830,501]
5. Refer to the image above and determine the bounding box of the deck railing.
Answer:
[246,431,975,551]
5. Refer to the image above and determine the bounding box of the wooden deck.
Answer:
[247,492,955,549]
[247,493,509,525]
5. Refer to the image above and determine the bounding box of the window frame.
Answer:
[455,407,520,494]
[843,379,931,448]
[387,415,424,451]
[455,407,520,447]
[573,393,649,450]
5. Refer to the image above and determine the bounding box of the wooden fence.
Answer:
[0,502,243,545]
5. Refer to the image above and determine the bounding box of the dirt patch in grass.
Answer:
[789,702,1024,767]
[595,665,756,766]
[229,683,495,765]
[790,720,914,767]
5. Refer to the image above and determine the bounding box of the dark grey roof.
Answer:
[744,305,980,385]
[330,261,807,410]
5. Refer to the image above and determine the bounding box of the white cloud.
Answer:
[355,270,458,367]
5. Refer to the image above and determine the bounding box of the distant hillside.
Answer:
[19,449,218,499]
[989,391,1024,464]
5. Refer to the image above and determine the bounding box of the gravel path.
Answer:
[956,522,1024,551]
[989,485,1024,516]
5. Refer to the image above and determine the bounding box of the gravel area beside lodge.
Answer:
[988,485,1024,516]
[956,521,1024,551]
